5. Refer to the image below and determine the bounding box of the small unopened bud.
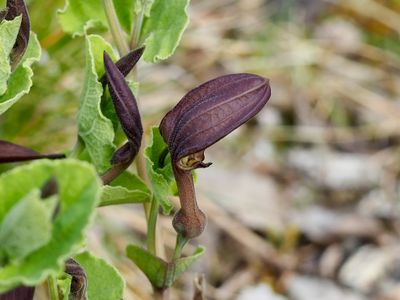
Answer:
[103,52,143,165]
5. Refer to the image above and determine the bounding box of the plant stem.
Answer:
[47,276,59,300]
[130,0,146,49]
[103,0,130,55]
[172,234,189,261]
[147,195,159,255]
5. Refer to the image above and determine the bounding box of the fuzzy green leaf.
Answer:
[0,159,102,293]
[74,251,125,300]
[77,34,116,173]
[100,171,151,206]
[145,127,173,214]
[57,0,108,36]
[0,190,52,265]
[0,30,41,114]
[126,244,204,289]
[126,244,167,289]
[58,0,135,36]
[140,0,190,62]
[167,246,205,286]
[0,17,21,96]
[114,0,135,33]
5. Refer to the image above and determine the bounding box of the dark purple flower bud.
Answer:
[103,52,143,165]
[0,140,65,163]
[100,46,145,85]
[160,73,271,163]
[4,0,30,67]
[0,286,34,300]
[160,73,271,239]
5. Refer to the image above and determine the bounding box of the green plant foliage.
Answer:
[145,127,174,214]
[77,34,116,173]
[170,246,205,286]
[140,0,190,62]
[0,17,20,96]
[126,244,167,288]
[58,0,135,36]
[0,159,101,293]
[0,30,41,115]
[57,0,108,36]
[126,244,204,289]
[58,0,190,63]
[74,251,125,300]
[100,171,151,206]
[114,0,135,33]
[0,190,52,265]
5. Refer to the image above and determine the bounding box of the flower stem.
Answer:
[147,195,159,255]
[103,0,130,55]
[172,233,189,261]
[47,276,59,300]
[130,0,146,49]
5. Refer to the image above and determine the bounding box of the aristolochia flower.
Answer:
[160,73,271,238]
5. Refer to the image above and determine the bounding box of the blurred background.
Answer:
[1,0,400,299]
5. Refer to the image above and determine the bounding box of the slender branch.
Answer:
[47,276,59,300]
[130,0,146,49]
[172,234,189,261]
[103,0,130,55]
[146,196,159,255]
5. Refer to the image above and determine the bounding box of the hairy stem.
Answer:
[103,0,130,55]
[130,0,146,49]
[172,233,189,261]
[147,196,159,255]
[47,276,59,300]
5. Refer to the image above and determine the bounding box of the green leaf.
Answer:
[167,246,205,286]
[140,0,190,62]
[126,244,205,289]
[74,251,125,300]
[0,31,41,114]
[57,0,108,36]
[77,34,116,173]
[145,127,173,214]
[114,0,135,33]
[0,190,52,264]
[58,0,135,36]
[0,159,102,293]
[100,171,151,206]
[126,244,167,289]
[0,16,21,96]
